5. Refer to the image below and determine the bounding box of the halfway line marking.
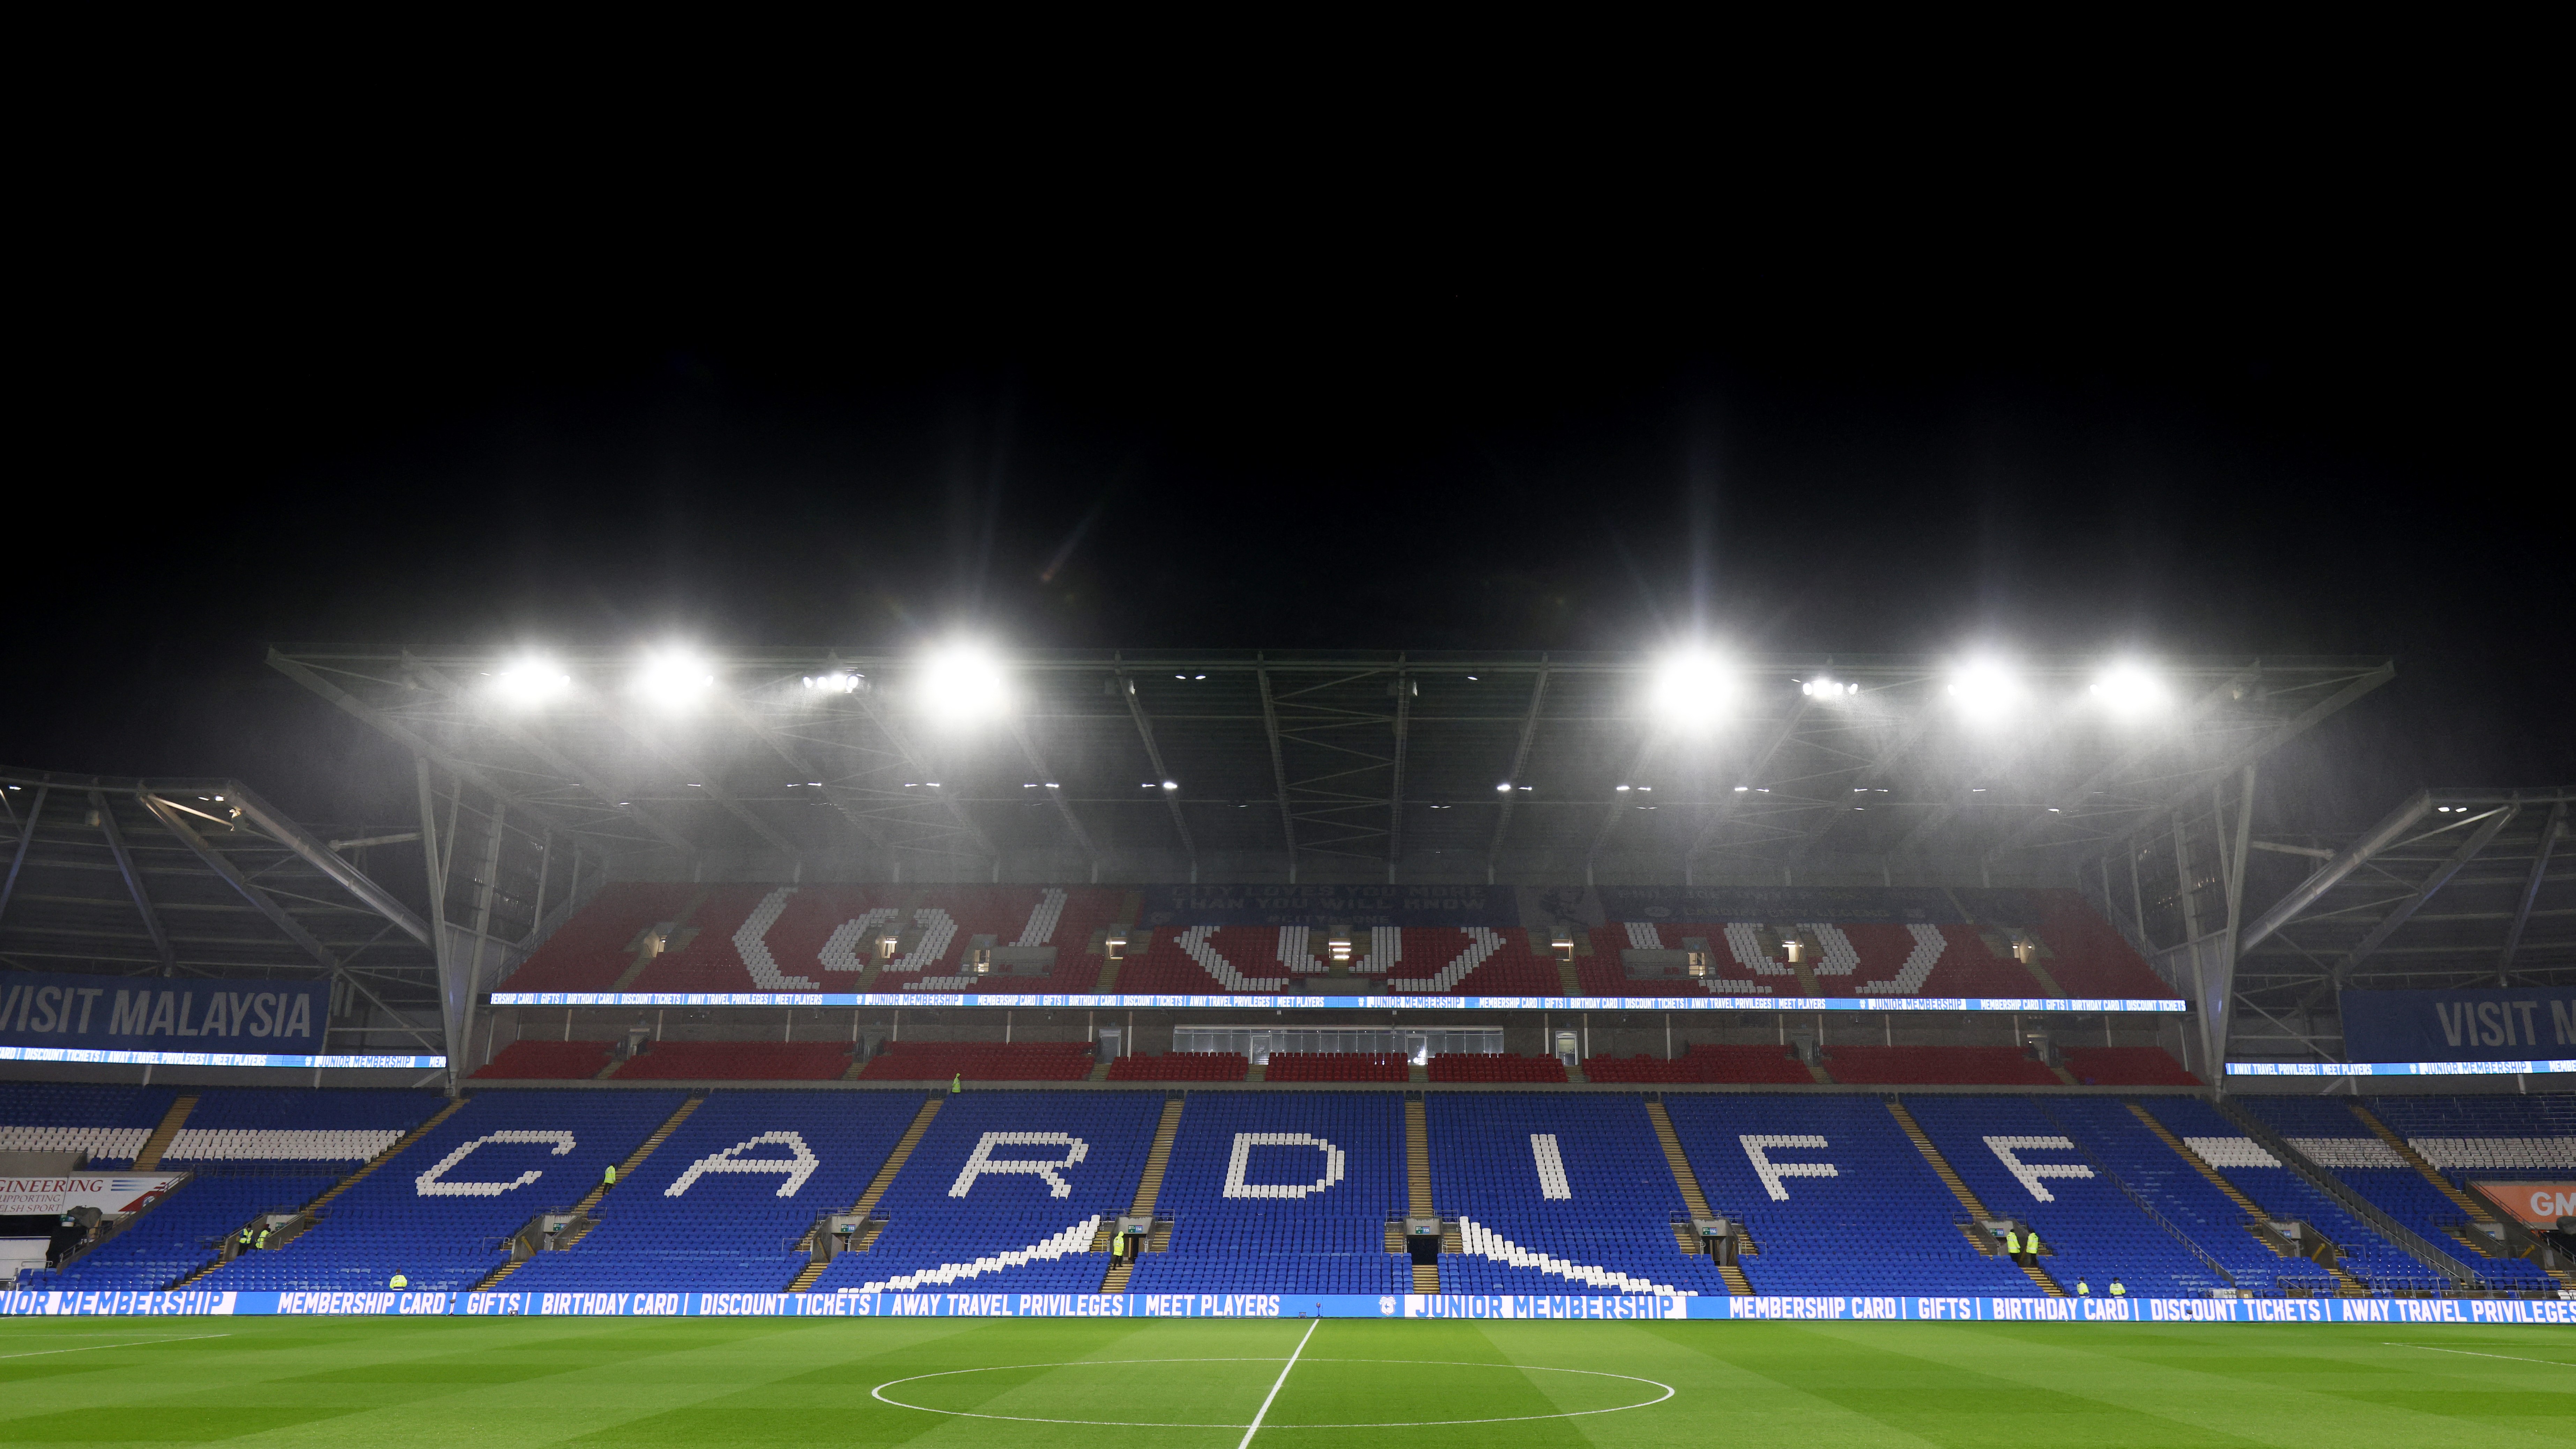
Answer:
[0,1334,231,1360]
[1240,1318,1319,1449]
[2384,1342,2575,1367]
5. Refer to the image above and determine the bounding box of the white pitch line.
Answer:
[2385,1342,2575,1367]
[1238,1318,1319,1449]
[0,1333,231,1360]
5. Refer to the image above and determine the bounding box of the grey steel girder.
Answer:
[91,791,175,971]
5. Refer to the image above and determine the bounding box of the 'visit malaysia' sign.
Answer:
[0,971,326,1053]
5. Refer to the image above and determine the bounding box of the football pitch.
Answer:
[1,1316,2569,1447]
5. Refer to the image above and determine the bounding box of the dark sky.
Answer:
[9,165,2561,832]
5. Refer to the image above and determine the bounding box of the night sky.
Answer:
[9,205,2560,834]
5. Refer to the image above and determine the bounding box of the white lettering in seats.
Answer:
[951,1132,1090,1197]
[1530,1133,1572,1199]
[1985,1136,2094,1202]
[1223,1133,1346,1199]
[666,1131,821,1197]
[415,1131,576,1196]
[1740,1134,1837,1201]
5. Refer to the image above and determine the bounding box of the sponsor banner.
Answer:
[1140,885,1517,928]
[1598,886,1965,925]
[2341,988,2576,1064]
[489,991,2183,1013]
[0,1172,185,1216]
[0,1046,441,1070]
[5,1291,2567,1323]
[2471,1181,2576,1227]
[0,972,327,1053]
[2227,1059,2576,1078]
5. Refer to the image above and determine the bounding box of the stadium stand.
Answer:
[2138,1097,2446,1293]
[506,1091,919,1292]
[161,1089,446,1169]
[0,1082,176,1166]
[1128,1092,1411,1296]
[1106,925,1553,996]
[1583,1045,1809,1085]
[1262,1053,1410,1083]
[809,1090,1157,1294]
[2060,1046,2199,1086]
[16,1173,337,1291]
[195,1089,686,1293]
[1664,1094,2037,1296]
[1427,1093,1732,1295]
[1904,1095,2226,1296]
[1106,1053,1249,1082]
[2365,1092,2576,1175]
[612,1042,854,1081]
[1817,1046,2061,1086]
[502,882,696,992]
[2037,1097,2303,1294]
[855,1041,1093,1082]
[474,1039,616,1080]
[1426,1053,1567,1084]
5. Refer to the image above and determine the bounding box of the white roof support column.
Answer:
[91,790,175,973]
[2497,802,2566,983]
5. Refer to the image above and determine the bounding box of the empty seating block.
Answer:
[1666,1094,2035,1296]
[1905,1094,2226,1297]
[811,1091,1158,1294]
[502,882,696,992]
[1129,1092,1410,1296]
[614,1042,854,1081]
[1263,1053,1410,1083]
[1106,1053,1248,1082]
[2060,1046,2199,1087]
[1584,1045,1809,1085]
[856,1041,1094,1082]
[0,1082,177,1167]
[508,1091,921,1292]
[2140,1097,2445,1294]
[16,1173,336,1292]
[163,1089,445,1167]
[1115,926,1552,997]
[195,1090,686,1294]
[1426,1053,1567,1084]
[474,1040,616,1080]
[1819,1046,2060,1086]
[2042,1097,2293,1293]
[1428,1093,1730,1295]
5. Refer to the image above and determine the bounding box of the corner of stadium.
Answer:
[4,648,2568,1444]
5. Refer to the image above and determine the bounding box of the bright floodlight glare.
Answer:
[1800,676,1859,698]
[802,671,860,694]
[1648,648,1734,724]
[920,642,1008,722]
[633,648,715,710]
[2089,662,2168,716]
[1945,659,2025,722]
[492,657,570,708]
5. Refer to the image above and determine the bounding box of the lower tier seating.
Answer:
[2060,1046,2199,1086]
[1426,1053,1567,1083]
[1428,1093,1731,1295]
[1128,1092,1411,1295]
[1586,1045,1811,1084]
[16,1171,339,1292]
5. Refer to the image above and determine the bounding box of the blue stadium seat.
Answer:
[1127,1093,1410,1297]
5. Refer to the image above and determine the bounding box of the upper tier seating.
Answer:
[1427,1093,1731,1295]
[474,1039,615,1080]
[507,1091,921,1293]
[613,1042,854,1081]
[1818,1046,2060,1086]
[15,1173,337,1292]
[1583,1044,1810,1085]
[616,884,1122,995]
[1426,1053,1567,1084]
[1664,1094,2037,1296]
[162,1089,445,1167]
[1974,888,2177,998]
[503,882,696,992]
[0,1082,177,1167]
[194,1090,686,1293]
[1116,926,1552,996]
[855,1040,1093,1082]
[1128,1092,1410,1296]
[1263,1053,1410,1083]
[811,1091,1157,1294]
[1588,895,2168,1000]
[2140,1097,2448,1293]
[2060,1046,2199,1086]
[1106,1053,1248,1082]
[2237,1095,2560,1293]
[1905,1094,2225,1296]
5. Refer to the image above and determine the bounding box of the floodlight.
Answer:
[1161,780,1179,791]
[1799,676,1859,698]
[802,671,861,694]
[1945,659,2025,722]
[632,648,714,710]
[1497,782,1512,792]
[919,642,1009,722]
[1648,648,1735,724]
[2089,662,2168,716]
[492,657,571,708]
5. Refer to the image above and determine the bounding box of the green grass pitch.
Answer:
[1,1316,2569,1447]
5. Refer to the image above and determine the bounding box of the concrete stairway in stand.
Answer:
[1101,1095,1186,1292]
[786,1095,943,1291]
[1404,1097,1438,1292]
[1890,1099,2063,1296]
[132,1095,197,1170]
[1644,1100,1751,1294]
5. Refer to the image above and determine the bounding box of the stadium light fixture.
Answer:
[1945,659,2025,723]
[1648,647,1735,726]
[1799,676,1859,698]
[631,648,714,712]
[2089,662,2169,717]
[802,670,861,694]
[919,642,1009,723]
[491,657,570,709]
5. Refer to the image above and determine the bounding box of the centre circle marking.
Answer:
[870,1355,1677,1428]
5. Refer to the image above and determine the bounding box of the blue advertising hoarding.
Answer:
[0,971,327,1053]
[2340,987,2576,1063]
